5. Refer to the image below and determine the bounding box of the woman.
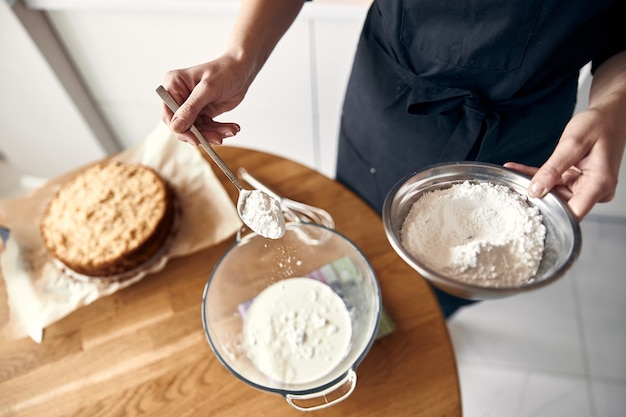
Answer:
[162,0,626,317]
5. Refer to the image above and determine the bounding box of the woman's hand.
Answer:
[505,107,624,220]
[506,52,626,220]
[161,0,305,146]
[161,56,249,145]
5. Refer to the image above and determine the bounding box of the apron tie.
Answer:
[399,69,493,161]
[390,57,573,162]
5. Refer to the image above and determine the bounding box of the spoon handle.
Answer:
[156,86,243,191]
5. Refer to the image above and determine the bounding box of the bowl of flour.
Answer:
[382,162,581,300]
[201,222,381,411]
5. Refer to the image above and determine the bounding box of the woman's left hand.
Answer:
[506,52,626,221]
[505,107,624,220]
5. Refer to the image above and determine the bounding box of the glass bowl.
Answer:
[382,162,582,300]
[201,222,381,411]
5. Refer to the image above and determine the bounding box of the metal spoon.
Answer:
[156,86,285,239]
[238,167,335,228]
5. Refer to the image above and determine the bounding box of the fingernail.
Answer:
[170,117,187,133]
[529,182,546,198]
[223,131,235,138]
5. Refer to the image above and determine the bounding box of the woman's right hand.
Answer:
[161,0,305,145]
[161,54,250,145]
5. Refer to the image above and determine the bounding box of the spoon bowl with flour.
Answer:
[157,86,286,239]
[237,188,286,239]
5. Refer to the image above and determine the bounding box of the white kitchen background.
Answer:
[1,0,372,181]
[2,1,625,416]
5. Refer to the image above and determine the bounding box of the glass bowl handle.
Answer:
[285,369,357,412]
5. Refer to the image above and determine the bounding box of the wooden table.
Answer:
[0,146,461,417]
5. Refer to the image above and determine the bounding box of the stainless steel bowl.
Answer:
[382,162,582,300]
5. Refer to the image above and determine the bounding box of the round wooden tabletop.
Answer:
[0,146,461,417]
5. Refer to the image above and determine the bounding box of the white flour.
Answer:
[239,190,286,239]
[401,181,546,286]
[243,278,352,384]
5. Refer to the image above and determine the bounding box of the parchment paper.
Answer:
[0,122,242,342]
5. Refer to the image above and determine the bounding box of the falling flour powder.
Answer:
[401,181,546,287]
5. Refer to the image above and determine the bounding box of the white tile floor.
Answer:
[449,215,626,417]
[1,157,625,416]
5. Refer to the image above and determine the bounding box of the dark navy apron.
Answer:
[335,0,612,314]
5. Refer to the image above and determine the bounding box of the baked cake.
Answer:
[40,161,176,277]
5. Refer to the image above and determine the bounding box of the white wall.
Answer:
[0,1,108,178]
[46,9,314,161]
[1,0,368,179]
[13,0,368,179]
